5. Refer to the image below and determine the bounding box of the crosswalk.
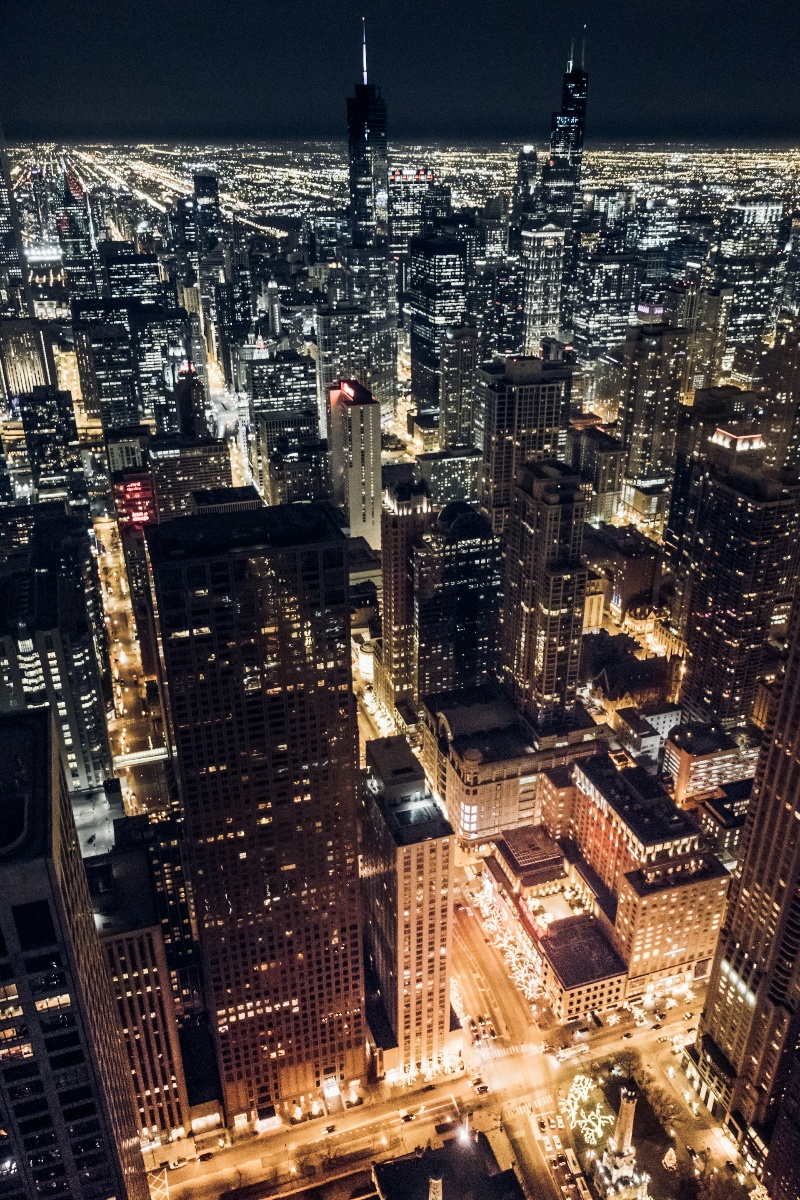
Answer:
[474,1040,544,1061]
[511,1092,554,1116]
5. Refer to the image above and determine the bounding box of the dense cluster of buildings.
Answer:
[1,22,800,1200]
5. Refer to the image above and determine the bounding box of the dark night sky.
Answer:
[2,0,800,144]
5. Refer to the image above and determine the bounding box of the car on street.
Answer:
[657,1036,669,1043]
[622,1032,633,1039]
[199,1152,214,1162]
[556,1115,564,1129]
[401,1113,415,1122]
[553,1135,563,1151]
[539,1118,547,1132]
[543,1137,553,1153]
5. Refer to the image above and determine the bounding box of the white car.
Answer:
[553,1135,563,1151]
[543,1136,553,1153]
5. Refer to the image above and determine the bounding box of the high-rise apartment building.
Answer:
[438,325,478,450]
[329,379,382,550]
[0,709,148,1200]
[689,591,800,1153]
[412,503,500,702]
[375,480,430,724]
[0,130,33,317]
[362,737,453,1076]
[100,244,167,307]
[133,308,191,432]
[616,323,686,487]
[571,252,639,362]
[713,197,784,354]
[146,505,366,1123]
[149,436,232,522]
[476,351,571,534]
[521,224,566,354]
[663,282,733,401]
[86,846,191,1156]
[406,236,467,409]
[315,305,371,431]
[0,515,113,793]
[759,315,800,473]
[664,386,757,634]
[14,387,81,499]
[75,319,139,431]
[54,171,98,298]
[680,427,800,729]
[501,460,587,730]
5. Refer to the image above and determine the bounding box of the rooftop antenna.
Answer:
[567,36,574,73]
[362,17,368,85]
[581,23,587,70]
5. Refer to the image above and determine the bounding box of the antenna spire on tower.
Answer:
[581,24,587,70]
[568,37,574,73]
[362,17,368,85]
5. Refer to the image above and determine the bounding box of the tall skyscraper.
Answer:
[375,480,430,724]
[759,315,800,473]
[362,737,453,1076]
[329,379,382,550]
[476,350,572,534]
[439,325,478,450]
[412,502,501,702]
[74,314,139,431]
[133,307,192,432]
[521,224,566,354]
[54,170,98,298]
[406,236,468,409]
[0,124,33,317]
[663,282,733,401]
[571,251,639,362]
[13,386,82,499]
[100,243,167,307]
[713,196,784,355]
[0,515,113,793]
[664,385,757,633]
[680,427,800,729]
[501,460,587,730]
[0,709,148,1200]
[689,587,800,1154]
[616,323,687,488]
[146,505,366,1123]
[347,23,389,249]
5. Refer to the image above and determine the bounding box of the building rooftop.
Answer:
[367,738,453,848]
[145,501,345,562]
[494,825,564,889]
[86,846,158,937]
[373,1139,524,1200]
[616,707,660,739]
[667,723,739,757]
[190,486,262,512]
[0,710,54,863]
[575,753,699,847]
[622,852,729,899]
[331,379,378,407]
[539,915,627,990]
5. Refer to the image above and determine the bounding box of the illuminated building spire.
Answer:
[567,36,574,73]
[581,24,587,70]
[362,16,368,85]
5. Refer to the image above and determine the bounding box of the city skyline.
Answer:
[2,10,800,1200]
[0,0,799,142]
